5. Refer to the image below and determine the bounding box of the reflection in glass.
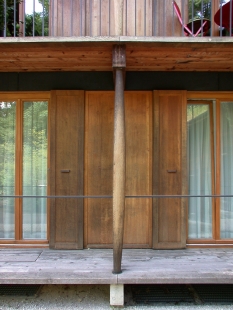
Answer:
[23,101,48,239]
[187,104,212,239]
[0,102,16,239]
[221,102,233,238]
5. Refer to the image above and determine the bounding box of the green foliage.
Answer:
[188,0,211,20]
[0,0,49,36]
[24,0,49,36]
[0,0,4,32]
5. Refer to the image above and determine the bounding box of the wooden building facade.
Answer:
[1,0,233,273]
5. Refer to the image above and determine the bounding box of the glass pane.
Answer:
[23,101,48,239]
[0,101,16,239]
[220,102,233,238]
[187,104,212,239]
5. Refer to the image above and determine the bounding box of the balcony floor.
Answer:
[0,248,233,285]
[1,37,233,72]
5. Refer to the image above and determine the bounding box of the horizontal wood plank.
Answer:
[0,40,233,72]
[1,249,233,284]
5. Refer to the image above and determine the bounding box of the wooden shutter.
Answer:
[84,91,152,248]
[153,90,187,249]
[49,90,84,249]
[84,91,114,248]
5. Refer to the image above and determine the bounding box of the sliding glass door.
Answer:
[187,100,233,243]
[220,102,233,239]
[0,102,16,239]
[0,95,48,244]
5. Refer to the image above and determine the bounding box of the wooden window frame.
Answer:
[187,100,215,244]
[187,92,233,247]
[0,92,50,248]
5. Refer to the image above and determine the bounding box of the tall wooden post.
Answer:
[112,45,126,274]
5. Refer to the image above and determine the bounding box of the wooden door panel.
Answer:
[85,91,152,248]
[50,90,84,249]
[84,92,114,247]
[153,90,187,249]
[124,92,152,247]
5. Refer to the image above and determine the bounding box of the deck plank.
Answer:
[0,249,233,285]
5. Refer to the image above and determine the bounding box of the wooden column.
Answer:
[112,45,126,274]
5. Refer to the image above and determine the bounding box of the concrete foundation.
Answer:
[110,284,124,306]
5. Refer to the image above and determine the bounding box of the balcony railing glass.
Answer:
[0,0,231,38]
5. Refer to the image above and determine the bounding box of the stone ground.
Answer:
[0,285,233,310]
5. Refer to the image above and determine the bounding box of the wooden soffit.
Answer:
[1,37,233,72]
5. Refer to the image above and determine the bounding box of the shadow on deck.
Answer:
[0,248,233,285]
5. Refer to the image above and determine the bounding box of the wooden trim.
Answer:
[15,99,23,241]
[0,240,48,244]
[47,98,51,242]
[188,92,233,100]
[83,92,88,249]
[152,90,159,248]
[181,90,187,248]
[215,99,221,240]
[187,244,233,248]
[0,92,50,100]
[0,244,49,249]
[209,102,216,240]
[49,91,56,248]
[187,239,233,245]
[0,93,50,245]
[148,91,153,248]
[211,0,219,37]
[187,239,216,244]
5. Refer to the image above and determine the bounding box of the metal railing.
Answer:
[0,0,232,38]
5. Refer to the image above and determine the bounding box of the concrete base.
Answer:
[110,284,124,307]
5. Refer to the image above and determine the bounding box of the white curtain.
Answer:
[23,101,48,239]
[220,102,233,238]
[188,104,212,239]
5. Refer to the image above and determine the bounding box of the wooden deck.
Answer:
[0,249,233,285]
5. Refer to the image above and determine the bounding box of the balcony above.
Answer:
[1,1,233,73]
[0,0,232,39]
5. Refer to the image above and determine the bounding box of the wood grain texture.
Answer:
[1,249,233,284]
[84,91,114,247]
[1,40,233,72]
[85,91,152,249]
[153,90,187,249]
[154,0,185,36]
[50,90,84,249]
[124,92,152,247]
[112,68,125,273]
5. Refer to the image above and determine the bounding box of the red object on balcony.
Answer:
[173,1,210,36]
[214,0,233,32]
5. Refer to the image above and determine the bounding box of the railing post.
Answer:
[112,44,126,274]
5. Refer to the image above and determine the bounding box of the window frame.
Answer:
[0,92,50,247]
[187,92,233,246]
